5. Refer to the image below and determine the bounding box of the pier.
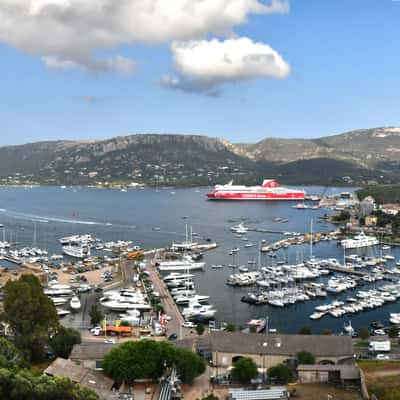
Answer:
[324,265,367,276]
[145,261,186,338]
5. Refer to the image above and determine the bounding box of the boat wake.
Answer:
[0,209,110,226]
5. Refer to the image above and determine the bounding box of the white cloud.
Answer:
[161,37,290,94]
[0,0,288,73]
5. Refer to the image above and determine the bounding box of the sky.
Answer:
[0,0,399,146]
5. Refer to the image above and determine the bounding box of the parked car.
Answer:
[182,321,197,328]
[376,354,390,360]
[168,333,178,341]
[90,327,101,336]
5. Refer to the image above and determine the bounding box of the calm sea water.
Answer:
[0,185,399,334]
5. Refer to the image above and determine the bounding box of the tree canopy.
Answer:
[89,304,103,327]
[50,326,81,359]
[0,337,96,400]
[296,351,315,365]
[267,364,293,384]
[231,357,258,384]
[298,326,312,335]
[103,340,205,385]
[359,328,369,341]
[0,337,26,370]
[2,275,59,361]
[0,369,98,400]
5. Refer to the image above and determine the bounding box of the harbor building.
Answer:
[178,332,354,370]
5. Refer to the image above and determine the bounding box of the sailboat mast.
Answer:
[310,218,313,259]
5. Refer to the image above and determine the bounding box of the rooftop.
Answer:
[297,364,360,380]
[44,358,116,400]
[69,342,117,361]
[207,332,354,357]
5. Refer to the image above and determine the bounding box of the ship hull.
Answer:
[207,192,305,200]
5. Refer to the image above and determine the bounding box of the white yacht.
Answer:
[341,232,379,249]
[157,261,205,271]
[70,296,81,312]
[231,223,249,234]
[175,294,210,305]
[62,244,90,259]
[182,302,216,319]
[51,297,68,306]
[163,273,194,282]
[57,309,71,317]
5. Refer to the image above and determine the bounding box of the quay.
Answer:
[324,265,367,276]
[145,260,186,338]
[0,255,22,265]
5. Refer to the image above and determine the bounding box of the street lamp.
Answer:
[261,342,268,384]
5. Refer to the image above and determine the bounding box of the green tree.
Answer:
[50,326,81,359]
[202,395,218,400]
[231,357,258,384]
[224,323,235,332]
[388,325,399,339]
[89,304,104,327]
[174,347,206,384]
[359,327,370,341]
[297,351,315,365]
[2,275,59,361]
[0,338,26,369]
[103,339,205,386]
[196,323,205,335]
[298,326,312,335]
[267,364,293,384]
[0,368,98,400]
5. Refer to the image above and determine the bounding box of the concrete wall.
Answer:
[213,351,349,369]
[298,370,330,383]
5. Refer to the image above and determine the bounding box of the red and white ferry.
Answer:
[206,179,305,201]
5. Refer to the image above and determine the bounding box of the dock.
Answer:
[324,265,367,276]
[146,262,186,338]
[0,255,23,265]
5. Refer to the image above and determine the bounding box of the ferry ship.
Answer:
[206,179,305,201]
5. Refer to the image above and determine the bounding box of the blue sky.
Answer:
[0,0,399,146]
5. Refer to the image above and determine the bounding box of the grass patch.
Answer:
[358,360,400,373]
[354,342,368,347]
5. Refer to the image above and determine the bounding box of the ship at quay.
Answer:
[206,179,305,201]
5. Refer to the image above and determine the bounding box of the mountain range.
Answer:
[1,127,399,187]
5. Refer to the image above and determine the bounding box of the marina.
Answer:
[1,185,400,335]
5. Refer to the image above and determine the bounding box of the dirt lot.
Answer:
[181,378,362,400]
[293,383,362,400]
[358,360,400,396]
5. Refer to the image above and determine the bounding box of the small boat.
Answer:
[57,309,71,317]
[232,247,240,253]
[239,266,249,272]
[248,318,266,333]
[244,243,254,248]
[343,320,355,336]
[211,264,224,269]
[70,296,81,312]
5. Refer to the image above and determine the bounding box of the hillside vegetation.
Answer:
[0,127,399,186]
